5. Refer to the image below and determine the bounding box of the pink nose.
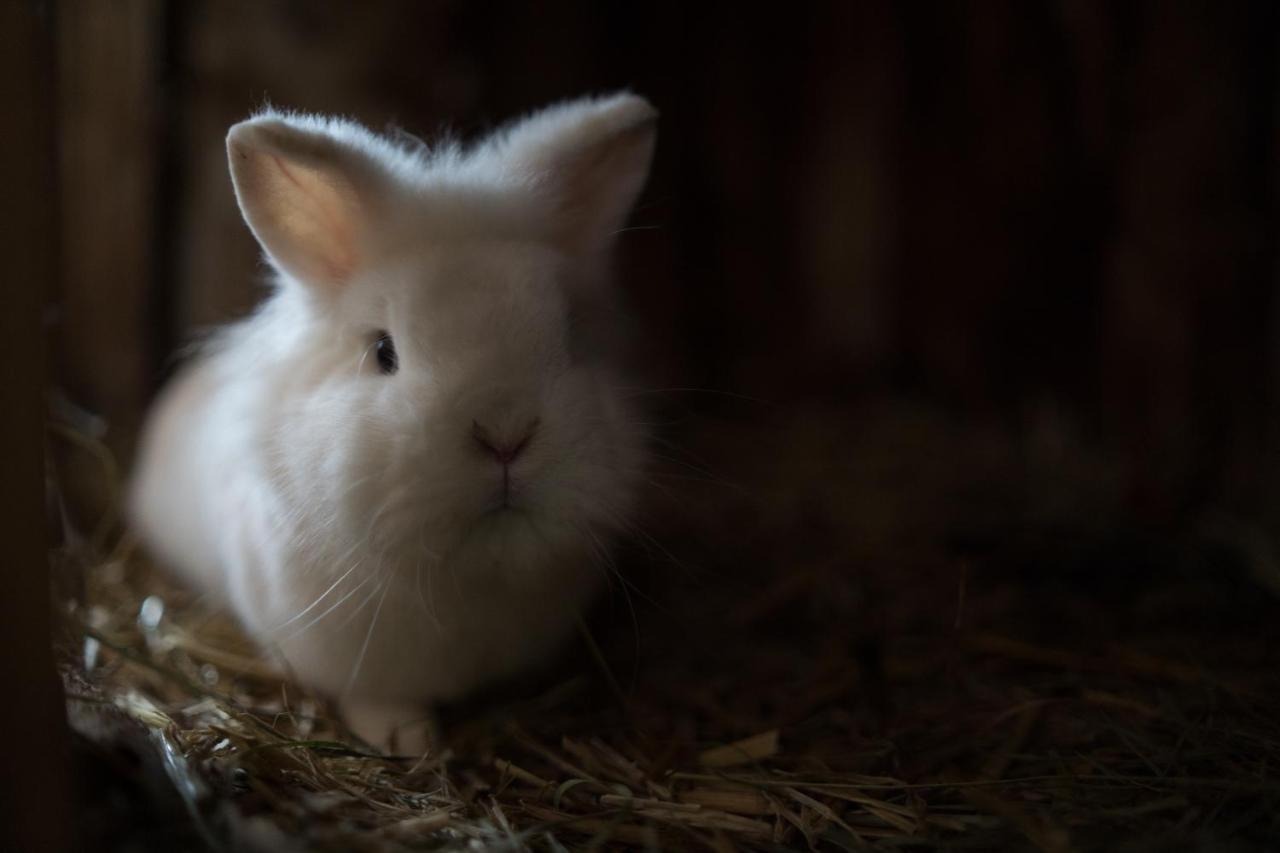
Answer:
[471,419,537,466]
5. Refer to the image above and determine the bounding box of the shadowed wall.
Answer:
[53,0,1280,540]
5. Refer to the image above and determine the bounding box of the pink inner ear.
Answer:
[268,153,358,284]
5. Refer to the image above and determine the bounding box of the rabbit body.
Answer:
[129,94,656,749]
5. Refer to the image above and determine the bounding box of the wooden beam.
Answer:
[56,0,160,458]
[0,2,74,851]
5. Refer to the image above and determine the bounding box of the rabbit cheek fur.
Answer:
[128,94,656,751]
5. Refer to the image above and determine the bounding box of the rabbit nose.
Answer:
[471,418,539,465]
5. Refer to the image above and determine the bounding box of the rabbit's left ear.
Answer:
[494,93,657,256]
[227,115,385,290]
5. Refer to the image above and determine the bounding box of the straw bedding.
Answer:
[53,402,1280,851]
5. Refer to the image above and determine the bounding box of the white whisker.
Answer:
[342,579,391,698]
[277,562,377,643]
[275,560,361,631]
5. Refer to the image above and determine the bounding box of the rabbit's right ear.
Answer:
[227,116,381,290]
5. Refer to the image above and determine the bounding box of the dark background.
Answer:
[54,1,1280,545]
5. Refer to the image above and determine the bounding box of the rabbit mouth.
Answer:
[481,503,524,522]
[454,503,558,562]
[469,497,532,535]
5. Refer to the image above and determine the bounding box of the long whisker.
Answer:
[342,579,391,698]
[277,562,377,643]
[556,479,708,582]
[333,564,388,632]
[275,560,362,630]
[573,516,671,615]
[576,523,617,599]
[579,523,642,682]
[612,385,771,405]
[415,555,442,631]
[643,451,732,484]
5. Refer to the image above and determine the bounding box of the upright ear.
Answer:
[227,115,384,289]
[496,93,657,256]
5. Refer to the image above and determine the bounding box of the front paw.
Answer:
[340,700,436,757]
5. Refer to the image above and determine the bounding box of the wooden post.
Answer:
[0,2,74,851]
[56,0,159,459]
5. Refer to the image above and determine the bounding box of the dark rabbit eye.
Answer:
[374,331,398,375]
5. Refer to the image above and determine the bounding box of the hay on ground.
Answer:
[52,411,1280,852]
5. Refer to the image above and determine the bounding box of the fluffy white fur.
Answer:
[129,94,656,751]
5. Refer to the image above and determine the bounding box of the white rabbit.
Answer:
[128,94,656,751]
